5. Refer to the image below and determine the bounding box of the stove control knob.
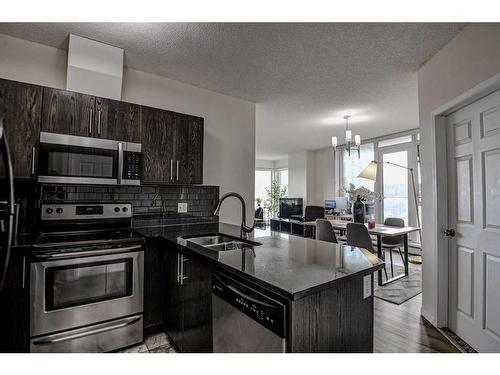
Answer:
[114,207,120,213]
[122,207,129,212]
[56,208,63,214]
[46,208,53,214]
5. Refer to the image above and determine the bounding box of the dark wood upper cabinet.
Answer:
[95,97,141,143]
[187,115,204,184]
[3,80,203,184]
[141,106,176,183]
[174,113,189,184]
[42,87,95,137]
[42,88,141,143]
[0,79,42,178]
[141,108,203,185]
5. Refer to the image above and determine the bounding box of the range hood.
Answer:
[66,34,124,100]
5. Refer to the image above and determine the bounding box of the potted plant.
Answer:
[265,180,287,219]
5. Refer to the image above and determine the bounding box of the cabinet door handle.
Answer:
[170,160,174,181]
[176,160,179,181]
[89,107,93,134]
[21,256,26,289]
[31,146,36,176]
[180,255,189,285]
[97,109,102,135]
[177,253,180,283]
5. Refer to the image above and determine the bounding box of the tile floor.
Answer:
[118,332,177,353]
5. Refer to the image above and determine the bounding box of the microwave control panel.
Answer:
[124,152,141,180]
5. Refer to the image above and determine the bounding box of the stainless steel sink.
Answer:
[187,235,238,246]
[183,234,261,252]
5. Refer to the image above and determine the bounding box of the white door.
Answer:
[446,89,500,352]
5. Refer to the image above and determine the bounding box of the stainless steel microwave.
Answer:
[38,132,141,185]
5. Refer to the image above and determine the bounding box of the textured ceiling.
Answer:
[0,23,466,159]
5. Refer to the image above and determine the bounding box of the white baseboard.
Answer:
[420,307,436,326]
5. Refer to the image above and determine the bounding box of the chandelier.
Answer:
[331,115,361,158]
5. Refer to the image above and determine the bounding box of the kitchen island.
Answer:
[138,223,384,353]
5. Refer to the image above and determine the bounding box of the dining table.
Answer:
[303,219,421,286]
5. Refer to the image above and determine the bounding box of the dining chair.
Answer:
[315,219,337,243]
[381,217,405,277]
[304,205,325,222]
[347,222,388,280]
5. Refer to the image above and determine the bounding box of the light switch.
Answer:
[178,202,188,213]
[363,275,372,299]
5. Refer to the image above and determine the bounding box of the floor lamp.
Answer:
[357,160,422,243]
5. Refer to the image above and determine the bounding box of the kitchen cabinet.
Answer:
[42,87,141,142]
[2,79,203,184]
[141,106,176,183]
[0,79,42,178]
[143,238,167,335]
[186,115,204,184]
[95,97,141,143]
[0,250,30,352]
[141,107,204,185]
[165,247,213,353]
[42,87,95,137]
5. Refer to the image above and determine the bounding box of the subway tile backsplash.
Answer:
[40,184,220,221]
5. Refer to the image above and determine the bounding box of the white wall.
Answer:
[287,150,316,204]
[255,159,275,169]
[0,33,256,225]
[417,24,500,325]
[313,147,337,205]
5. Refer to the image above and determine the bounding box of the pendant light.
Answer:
[331,115,361,158]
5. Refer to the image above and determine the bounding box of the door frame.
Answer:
[429,72,500,328]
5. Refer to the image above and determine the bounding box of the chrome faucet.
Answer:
[214,192,255,239]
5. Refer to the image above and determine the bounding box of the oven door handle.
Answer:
[33,244,143,260]
[31,315,142,345]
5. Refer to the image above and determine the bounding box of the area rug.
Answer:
[374,265,422,305]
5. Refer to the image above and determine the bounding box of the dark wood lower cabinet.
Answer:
[143,238,167,335]
[165,246,213,353]
[289,272,374,353]
[0,250,29,352]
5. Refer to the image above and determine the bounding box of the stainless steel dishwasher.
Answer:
[212,271,287,353]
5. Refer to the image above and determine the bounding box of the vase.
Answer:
[353,195,366,223]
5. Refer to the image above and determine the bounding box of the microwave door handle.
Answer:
[117,142,123,185]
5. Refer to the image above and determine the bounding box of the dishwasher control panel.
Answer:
[212,271,286,338]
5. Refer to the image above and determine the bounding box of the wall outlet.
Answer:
[177,202,188,213]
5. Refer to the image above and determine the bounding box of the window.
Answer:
[378,135,413,148]
[342,143,375,191]
[255,170,272,207]
[381,150,409,225]
[277,169,288,195]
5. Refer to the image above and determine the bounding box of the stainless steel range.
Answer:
[29,203,144,353]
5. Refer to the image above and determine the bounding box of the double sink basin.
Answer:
[180,234,262,252]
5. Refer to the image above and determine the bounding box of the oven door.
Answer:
[30,248,144,337]
[37,132,121,185]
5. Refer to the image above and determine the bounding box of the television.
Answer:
[324,199,336,214]
[325,199,336,209]
[279,198,303,219]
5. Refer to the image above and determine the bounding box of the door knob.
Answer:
[444,229,456,237]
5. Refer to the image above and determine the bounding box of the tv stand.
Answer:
[270,218,312,237]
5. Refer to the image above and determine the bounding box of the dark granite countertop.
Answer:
[174,223,384,300]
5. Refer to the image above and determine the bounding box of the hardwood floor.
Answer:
[374,252,459,353]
